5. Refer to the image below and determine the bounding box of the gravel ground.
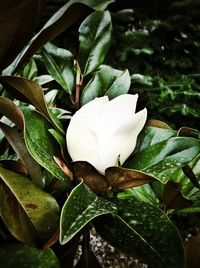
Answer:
[74,228,148,268]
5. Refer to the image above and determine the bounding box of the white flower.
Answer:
[66,94,147,174]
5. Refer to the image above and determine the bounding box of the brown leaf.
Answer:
[146,119,171,129]
[53,156,73,179]
[105,166,155,190]
[0,122,43,188]
[163,181,192,210]
[0,76,63,133]
[9,2,90,74]
[185,234,200,268]
[178,127,199,138]
[0,96,24,130]
[73,161,109,195]
[0,160,28,177]
[0,0,45,71]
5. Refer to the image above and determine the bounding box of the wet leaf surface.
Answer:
[60,181,117,245]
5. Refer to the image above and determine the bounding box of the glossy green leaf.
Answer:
[49,129,67,158]
[5,0,114,75]
[170,156,200,213]
[79,11,112,76]
[22,58,38,80]
[22,108,67,182]
[95,196,185,268]
[131,74,153,86]
[0,76,64,133]
[33,75,54,86]
[60,181,117,245]
[133,126,176,155]
[41,43,75,94]
[81,65,130,105]
[0,243,60,268]
[0,167,59,243]
[127,137,200,184]
[0,0,45,71]
[0,122,43,188]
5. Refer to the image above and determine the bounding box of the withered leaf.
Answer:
[73,161,109,195]
[178,127,200,139]
[146,119,171,129]
[163,181,192,210]
[105,166,155,190]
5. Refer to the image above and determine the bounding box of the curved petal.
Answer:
[98,94,138,135]
[95,108,147,173]
[116,108,147,164]
[66,114,98,167]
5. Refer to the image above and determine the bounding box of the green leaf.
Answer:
[41,43,75,94]
[131,74,153,86]
[4,0,114,75]
[81,65,130,105]
[95,196,185,268]
[22,108,67,182]
[0,167,59,243]
[22,58,38,80]
[0,122,43,188]
[0,243,60,268]
[79,11,112,76]
[60,181,117,245]
[0,76,64,133]
[127,137,200,184]
[133,126,176,155]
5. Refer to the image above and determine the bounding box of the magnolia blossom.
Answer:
[66,94,147,174]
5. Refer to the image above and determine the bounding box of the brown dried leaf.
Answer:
[146,119,171,129]
[105,166,155,190]
[178,127,199,138]
[73,161,109,195]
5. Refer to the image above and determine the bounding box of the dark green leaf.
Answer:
[0,243,60,268]
[79,11,112,76]
[81,65,130,105]
[127,137,200,184]
[95,196,185,268]
[0,167,59,243]
[41,43,75,94]
[133,126,176,155]
[60,181,117,245]
[22,108,68,182]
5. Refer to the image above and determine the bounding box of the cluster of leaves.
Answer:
[0,1,200,268]
[105,0,200,128]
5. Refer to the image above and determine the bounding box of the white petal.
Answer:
[95,108,147,173]
[66,113,98,167]
[116,108,147,164]
[99,94,139,134]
